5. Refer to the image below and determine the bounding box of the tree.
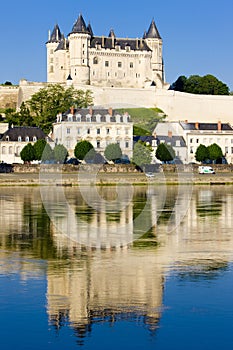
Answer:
[74,140,94,160]
[5,102,34,127]
[170,74,229,95]
[41,143,54,162]
[33,139,47,161]
[53,144,68,164]
[104,143,122,162]
[195,144,209,163]
[132,141,152,167]
[207,143,223,163]
[27,84,93,133]
[169,75,187,92]
[156,142,175,163]
[20,143,35,163]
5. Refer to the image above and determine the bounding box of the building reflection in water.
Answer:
[1,186,233,342]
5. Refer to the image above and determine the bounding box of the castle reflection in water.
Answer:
[0,185,233,340]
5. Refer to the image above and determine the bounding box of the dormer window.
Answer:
[18,136,22,142]
[68,115,73,122]
[93,57,98,64]
[33,136,37,142]
[76,114,81,122]
[25,136,29,142]
[6,136,9,141]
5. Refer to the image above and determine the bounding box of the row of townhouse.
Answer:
[153,121,233,164]
[0,107,133,164]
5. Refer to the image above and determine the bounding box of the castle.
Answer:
[46,14,165,89]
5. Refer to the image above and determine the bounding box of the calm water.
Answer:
[0,185,233,349]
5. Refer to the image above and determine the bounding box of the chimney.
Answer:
[195,122,199,130]
[136,38,139,50]
[168,130,172,138]
[140,38,143,49]
[112,36,115,48]
[70,106,74,115]
[102,36,105,47]
[218,120,222,131]
[108,107,113,116]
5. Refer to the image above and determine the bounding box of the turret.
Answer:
[144,19,164,87]
[68,14,92,85]
[46,24,62,82]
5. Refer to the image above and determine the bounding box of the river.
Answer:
[0,185,233,349]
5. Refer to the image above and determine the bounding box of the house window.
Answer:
[97,140,100,148]
[125,128,129,135]
[68,115,73,121]
[118,62,122,68]
[67,128,70,134]
[130,62,133,68]
[97,128,100,134]
[125,141,129,148]
[25,136,29,142]
[2,146,6,154]
[6,136,9,141]
[93,57,98,64]
[106,128,110,135]
[76,115,81,122]
[105,61,109,67]
[9,146,13,154]
[225,147,229,154]
[190,138,193,143]
[196,139,199,143]
[190,147,193,154]
[77,128,81,135]
[33,136,37,142]
[87,128,90,134]
[18,136,22,142]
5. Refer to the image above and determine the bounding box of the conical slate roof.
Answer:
[87,22,94,37]
[48,24,62,42]
[70,14,89,34]
[144,19,161,39]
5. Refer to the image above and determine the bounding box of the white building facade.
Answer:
[46,14,165,89]
[53,107,133,159]
[154,121,233,164]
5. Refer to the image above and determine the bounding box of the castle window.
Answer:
[33,136,37,142]
[105,61,109,67]
[16,146,20,156]
[130,62,133,68]
[2,146,6,154]
[126,45,130,52]
[87,128,90,134]
[125,141,129,148]
[82,59,85,64]
[61,66,63,69]
[67,128,70,134]
[106,128,110,135]
[97,128,100,135]
[93,57,98,64]
[18,136,22,142]
[25,136,30,142]
[97,140,100,148]
[83,44,85,48]
[50,49,53,54]
[77,128,81,134]
[9,146,13,154]
[50,66,54,73]
[76,115,81,122]
[50,58,53,63]
[118,62,122,68]
[6,136,9,141]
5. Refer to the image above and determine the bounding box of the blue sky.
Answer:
[1,0,233,90]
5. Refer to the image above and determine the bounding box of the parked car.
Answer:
[198,166,215,174]
[145,172,155,178]
[66,158,80,165]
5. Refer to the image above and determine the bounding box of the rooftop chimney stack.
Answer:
[218,120,222,131]
[168,130,172,138]
[108,107,113,116]
[195,122,199,130]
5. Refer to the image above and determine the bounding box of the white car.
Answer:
[198,166,215,174]
[145,172,155,178]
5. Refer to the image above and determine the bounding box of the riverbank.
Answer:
[0,170,233,186]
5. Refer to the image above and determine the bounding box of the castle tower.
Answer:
[68,14,91,85]
[46,24,62,82]
[144,19,164,88]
